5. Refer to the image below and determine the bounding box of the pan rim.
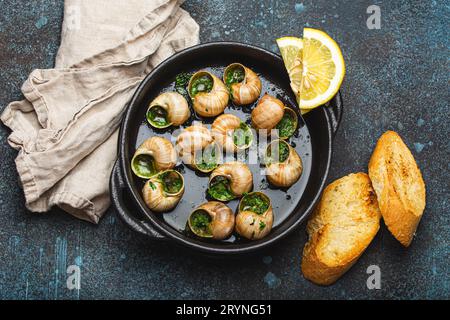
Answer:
[118,41,335,255]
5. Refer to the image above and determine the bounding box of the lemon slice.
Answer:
[276,37,307,113]
[298,28,345,110]
[276,37,303,72]
[277,29,345,112]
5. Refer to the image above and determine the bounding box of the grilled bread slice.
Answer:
[368,131,426,247]
[301,173,381,285]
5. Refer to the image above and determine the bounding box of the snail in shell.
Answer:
[175,124,220,173]
[223,63,262,105]
[208,162,253,201]
[146,92,190,129]
[131,137,177,179]
[251,94,298,139]
[265,140,303,188]
[211,114,253,152]
[235,191,273,240]
[188,71,229,117]
[142,170,185,212]
[188,201,235,240]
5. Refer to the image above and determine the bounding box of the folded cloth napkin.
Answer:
[1,0,199,223]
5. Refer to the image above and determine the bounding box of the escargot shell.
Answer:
[146,92,190,128]
[176,124,214,167]
[223,63,262,105]
[131,137,177,178]
[251,94,285,132]
[188,201,235,240]
[142,170,184,212]
[211,114,253,152]
[265,140,303,188]
[188,71,229,117]
[235,191,274,240]
[208,162,253,201]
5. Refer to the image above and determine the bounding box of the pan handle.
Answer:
[110,160,166,240]
[325,91,344,138]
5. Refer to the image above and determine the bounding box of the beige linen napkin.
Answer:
[1,0,199,223]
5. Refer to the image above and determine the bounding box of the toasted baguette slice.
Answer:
[301,173,381,286]
[368,131,426,247]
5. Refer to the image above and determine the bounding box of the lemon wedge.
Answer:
[277,28,345,112]
[276,37,304,112]
[276,37,303,72]
[299,28,345,109]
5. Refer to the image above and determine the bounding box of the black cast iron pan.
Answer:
[110,42,343,255]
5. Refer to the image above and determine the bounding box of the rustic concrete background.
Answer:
[0,0,448,299]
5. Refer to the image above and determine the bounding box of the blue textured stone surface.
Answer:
[0,0,449,299]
